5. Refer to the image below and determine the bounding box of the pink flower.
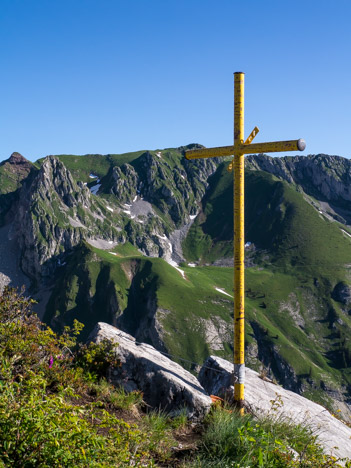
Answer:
[48,356,54,368]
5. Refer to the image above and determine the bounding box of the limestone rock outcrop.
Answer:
[89,322,212,421]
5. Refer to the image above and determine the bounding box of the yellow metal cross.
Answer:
[185,72,306,412]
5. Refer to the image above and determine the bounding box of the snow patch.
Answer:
[106,206,114,212]
[180,174,185,180]
[123,210,131,215]
[215,287,233,298]
[90,182,101,195]
[341,229,351,239]
[109,252,117,256]
[156,151,162,158]
[166,259,186,279]
[190,214,197,220]
[133,196,137,202]
[188,263,196,267]
[89,173,98,179]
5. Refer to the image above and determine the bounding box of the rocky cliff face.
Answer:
[14,156,123,280]
[109,148,217,224]
[246,153,351,224]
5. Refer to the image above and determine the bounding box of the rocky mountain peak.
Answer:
[34,156,92,209]
[14,156,110,280]
[110,163,138,204]
[8,152,30,166]
[177,143,205,154]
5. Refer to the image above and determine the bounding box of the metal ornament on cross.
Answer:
[184,72,306,413]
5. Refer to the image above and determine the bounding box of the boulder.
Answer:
[332,281,351,305]
[89,322,212,421]
[199,356,351,460]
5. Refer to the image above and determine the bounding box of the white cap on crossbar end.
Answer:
[297,139,306,151]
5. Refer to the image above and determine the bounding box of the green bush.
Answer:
[0,368,142,467]
[0,287,154,467]
[74,339,120,382]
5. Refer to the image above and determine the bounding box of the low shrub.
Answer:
[0,287,154,467]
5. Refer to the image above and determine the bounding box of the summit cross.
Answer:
[184,72,306,412]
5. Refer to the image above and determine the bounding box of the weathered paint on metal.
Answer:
[244,126,260,145]
[185,138,306,159]
[233,72,245,412]
[227,126,260,172]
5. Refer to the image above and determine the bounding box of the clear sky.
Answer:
[1,0,350,163]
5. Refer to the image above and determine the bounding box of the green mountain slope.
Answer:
[182,164,351,410]
[44,242,234,362]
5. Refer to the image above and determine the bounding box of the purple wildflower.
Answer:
[48,356,54,368]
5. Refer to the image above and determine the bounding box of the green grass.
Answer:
[106,242,142,257]
[88,379,143,410]
[188,405,350,467]
[182,163,233,262]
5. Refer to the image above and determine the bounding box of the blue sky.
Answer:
[1,0,350,162]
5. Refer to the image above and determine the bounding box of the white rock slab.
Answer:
[199,356,351,460]
[89,323,212,421]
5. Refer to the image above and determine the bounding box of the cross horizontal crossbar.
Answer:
[185,138,306,160]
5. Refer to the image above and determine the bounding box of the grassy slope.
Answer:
[44,241,351,407]
[182,163,233,262]
[44,242,233,363]
[182,165,351,403]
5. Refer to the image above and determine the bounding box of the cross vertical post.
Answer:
[233,72,245,412]
[184,73,305,412]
